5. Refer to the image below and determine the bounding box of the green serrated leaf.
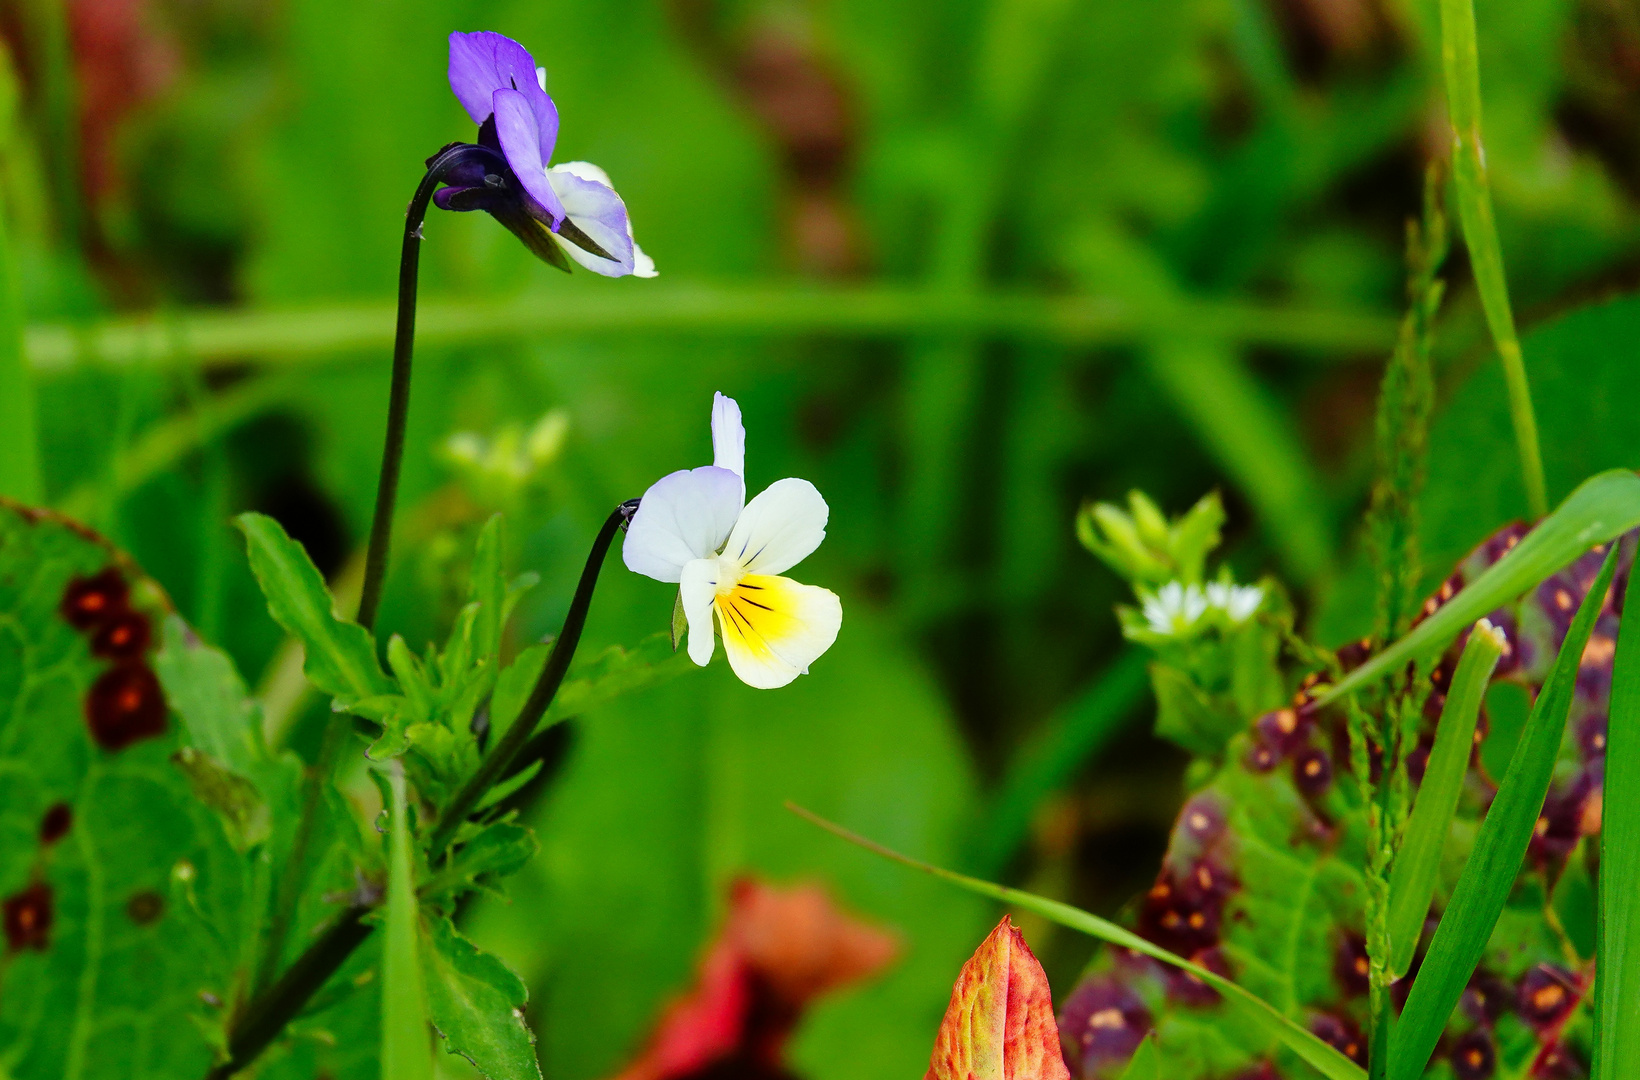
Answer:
[422,823,538,906]
[237,512,394,707]
[1386,620,1504,978]
[386,635,436,726]
[1391,545,1617,1079]
[420,915,542,1080]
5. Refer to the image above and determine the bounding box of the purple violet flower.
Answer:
[436,31,655,278]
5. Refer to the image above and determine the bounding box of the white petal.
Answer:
[679,559,722,667]
[622,466,743,583]
[631,242,657,278]
[535,66,547,91]
[711,392,745,479]
[546,162,646,277]
[716,574,841,689]
[721,478,828,577]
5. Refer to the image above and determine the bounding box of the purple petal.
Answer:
[492,88,566,226]
[446,31,559,162]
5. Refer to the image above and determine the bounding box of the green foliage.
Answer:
[1077,491,1224,588]
[1385,622,1503,979]
[420,915,541,1080]
[795,807,1367,1080]
[1438,0,1548,519]
[236,511,392,707]
[1390,547,1617,1078]
[1326,470,1640,704]
[0,503,249,1078]
[1366,171,1445,644]
[382,761,434,1080]
[1597,564,1640,1078]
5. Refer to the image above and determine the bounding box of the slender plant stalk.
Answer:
[249,143,499,995]
[1437,0,1547,518]
[208,500,635,1078]
[357,141,488,631]
[206,903,374,1080]
[424,498,639,860]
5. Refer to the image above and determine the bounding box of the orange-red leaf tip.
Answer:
[925,916,1071,1080]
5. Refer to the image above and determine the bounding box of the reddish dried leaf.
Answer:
[926,916,1071,1080]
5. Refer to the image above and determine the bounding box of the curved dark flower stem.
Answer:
[357,140,494,631]
[205,903,373,1080]
[425,497,640,861]
[249,141,497,998]
[207,499,638,1080]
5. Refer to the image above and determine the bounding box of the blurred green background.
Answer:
[10,0,1640,1075]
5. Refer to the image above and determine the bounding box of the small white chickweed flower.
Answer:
[622,393,842,689]
[1205,581,1264,623]
[1142,581,1210,635]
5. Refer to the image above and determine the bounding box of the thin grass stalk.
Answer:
[1437,0,1547,518]
[1595,554,1640,1076]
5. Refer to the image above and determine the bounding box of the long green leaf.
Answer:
[1437,0,1546,517]
[237,511,393,705]
[1323,470,1640,705]
[1385,620,1505,978]
[383,761,433,1080]
[24,288,1399,374]
[1596,557,1640,1078]
[1390,546,1618,1080]
[790,805,1366,1080]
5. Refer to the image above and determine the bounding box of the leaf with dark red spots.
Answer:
[1451,1029,1497,1080]
[37,803,71,845]
[85,663,168,750]
[3,883,51,951]
[58,567,129,630]
[0,501,323,1078]
[89,609,151,660]
[1069,518,1619,1080]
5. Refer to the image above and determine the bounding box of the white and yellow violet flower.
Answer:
[622,393,842,688]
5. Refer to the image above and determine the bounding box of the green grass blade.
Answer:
[1385,620,1506,978]
[1596,555,1640,1077]
[1437,0,1546,518]
[383,760,433,1080]
[0,189,38,503]
[23,289,1400,374]
[790,805,1367,1080]
[1322,470,1640,706]
[971,649,1149,876]
[1389,546,1618,1080]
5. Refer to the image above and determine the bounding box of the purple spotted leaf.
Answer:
[1066,521,1622,1078]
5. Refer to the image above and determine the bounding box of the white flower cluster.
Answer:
[1140,579,1264,637]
